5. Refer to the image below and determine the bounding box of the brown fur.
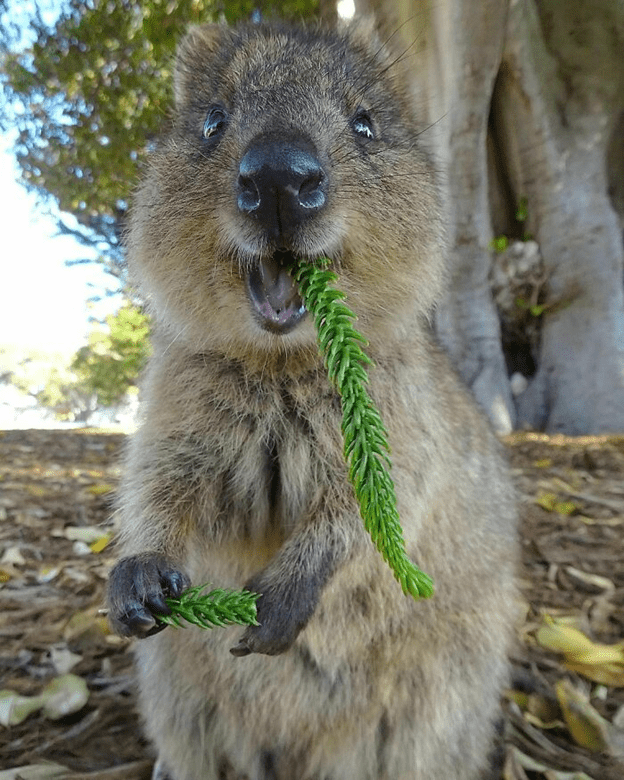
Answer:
[107,19,517,780]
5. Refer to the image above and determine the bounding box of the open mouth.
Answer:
[245,250,307,334]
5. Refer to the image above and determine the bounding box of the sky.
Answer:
[0,0,120,360]
[0,133,121,357]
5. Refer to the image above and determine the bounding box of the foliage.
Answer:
[71,302,151,406]
[515,195,528,223]
[3,303,150,418]
[490,196,531,253]
[295,258,434,600]
[158,584,259,630]
[490,235,509,253]
[0,0,319,280]
[515,297,547,318]
[1,347,88,420]
[31,366,93,419]
[8,356,68,404]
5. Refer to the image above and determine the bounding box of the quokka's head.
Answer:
[127,20,445,361]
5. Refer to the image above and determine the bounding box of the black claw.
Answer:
[145,591,171,616]
[167,570,189,598]
[230,640,252,657]
[144,620,168,637]
[107,553,190,639]
[124,605,158,632]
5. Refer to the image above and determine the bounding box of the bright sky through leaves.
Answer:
[0,132,119,355]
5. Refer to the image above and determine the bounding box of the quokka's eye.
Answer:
[202,106,228,140]
[351,109,375,140]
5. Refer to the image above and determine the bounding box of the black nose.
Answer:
[237,134,326,239]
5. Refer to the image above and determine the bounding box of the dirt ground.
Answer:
[0,428,623,779]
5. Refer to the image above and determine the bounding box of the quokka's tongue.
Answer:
[245,253,306,333]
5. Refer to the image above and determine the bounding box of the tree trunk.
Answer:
[362,0,515,432]
[493,0,624,433]
[423,0,515,434]
[361,0,624,434]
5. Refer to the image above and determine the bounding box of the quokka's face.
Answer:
[128,23,443,358]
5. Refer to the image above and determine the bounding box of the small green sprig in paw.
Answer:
[295,258,434,600]
[158,584,260,630]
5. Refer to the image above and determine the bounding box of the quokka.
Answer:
[107,18,518,780]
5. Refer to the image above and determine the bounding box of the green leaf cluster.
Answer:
[489,235,509,253]
[515,196,529,224]
[515,297,547,318]
[490,196,531,252]
[295,259,434,600]
[159,584,259,630]
[71,302,151,406]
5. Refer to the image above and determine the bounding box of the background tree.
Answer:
[363,0,624,434]
[1,305,150,419]
[72,302,151,407]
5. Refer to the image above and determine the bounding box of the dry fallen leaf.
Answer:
[0,674,89,727]
[63,607,111,648]
[506,689,562,729]
[536,616,624,687]
[86,482,115,496]
[564,566,615,593]
[555,679,610,754]
[535,491,576,515]
[555,678,624,761]
[0,690,44,727]
[0,762,69,780]
[40,674,89,719]
[49,643,83,675]
[64,525,109,543]
[0,546,26,567]
[90,533,112,553]
[505,745,595,779]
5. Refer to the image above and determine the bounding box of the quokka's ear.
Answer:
[174,24,226,108]
[338,13,379,43]
[340,14,415,105]
[340,14,407,70]
[341,13,398,55]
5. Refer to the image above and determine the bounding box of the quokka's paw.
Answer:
[230,573,316,657]
[107,552,190,637]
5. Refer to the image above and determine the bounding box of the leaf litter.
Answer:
[0,429,623,779]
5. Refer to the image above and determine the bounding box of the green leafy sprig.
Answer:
[157,584,260,630]
[295,258,434,600]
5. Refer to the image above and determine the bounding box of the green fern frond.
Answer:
[158,584,260,630]
[295,258,434,600]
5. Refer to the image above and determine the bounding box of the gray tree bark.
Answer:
[360,0,624,434]
[494,0,624,433]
